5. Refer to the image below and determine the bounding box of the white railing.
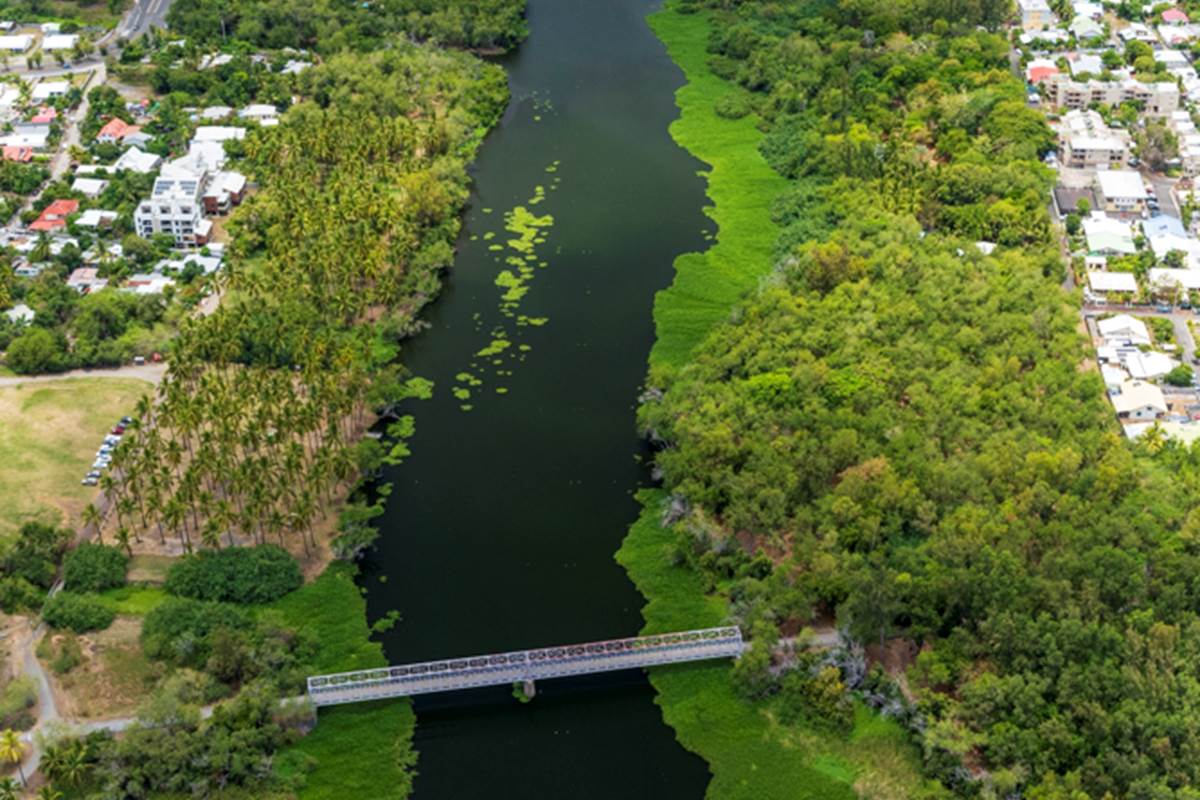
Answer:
[306,626,743,707]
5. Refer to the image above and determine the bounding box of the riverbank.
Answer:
[624,7,927,796]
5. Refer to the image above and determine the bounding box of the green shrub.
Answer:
[164,545,302,605]
[0,676,37,731]
[714,91,753,119]
[42,592,116,633]
[141,596,250,667]
[0,576,45,613]
[63,543,129,593]
[4,522,71,590]
[39,634,85,675]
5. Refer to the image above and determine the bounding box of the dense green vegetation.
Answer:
[166,0,526,52]
[633,0,1200,797]
[62,543,128,593]
[42,591,116,633]
[163,545,302,604]
[0,521,70,612]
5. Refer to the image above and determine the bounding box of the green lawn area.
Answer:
[646,5,789,370]
[269,563,417,799]
[617,491,930,799]
[0,378,151,538]
[97,584,168,615]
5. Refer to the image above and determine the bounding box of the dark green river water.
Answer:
[362,0,714,794]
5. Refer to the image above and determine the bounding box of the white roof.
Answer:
[1097,169,1147,200]
[200,106,233,120]
[1112,380,1168,414]
[1070,54,1105,75]
[1146,232,1200,263]
[71,177,107,197]
[1098,313,1150,342]
[113,147,161,174]
[75,209,118,227]
[1160,420,1200,443]
[1155,48,1190,65]
[31,81,68,100]
[1148,267,1200,289]
[155,254,222,274]
[3,303,33,323]
[0,87,19,108]
[1083,213,1136,254]
[193,126,245,143]
[239,103,277,118]
[0,35,30,51]
[1125,350,1178,380]
[0,132,48,149]
[122,273,176,294]
[1087,270,1138,292]
[41,34,78,50]
[1101,364,1129,386]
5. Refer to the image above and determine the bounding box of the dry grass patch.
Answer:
[41,617,161,720]
[126,554,175,584]
[0,378,151,538]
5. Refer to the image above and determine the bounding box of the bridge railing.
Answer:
[306,626,743,698]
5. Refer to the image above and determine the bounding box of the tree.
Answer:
[4,328,67,374]
[1166,364,1194,386]
[1137,119,1180,171]
[0,729,26,785]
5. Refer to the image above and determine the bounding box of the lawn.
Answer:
[646,5,789,370]
[269,563,417,799]
[0,378,151,538]
[617,491,930,799]
[97,584,168,615]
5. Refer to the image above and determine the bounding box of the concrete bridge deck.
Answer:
[307,626,744,707]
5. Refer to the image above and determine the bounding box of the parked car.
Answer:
[111,425,125,435]
[81,476,98,486]
[103,435,121,446]
[1157,303,1172,313]
[119,416,133,426]
[92,459,110,470]
[132,356,145,366]
[86,470,101,479]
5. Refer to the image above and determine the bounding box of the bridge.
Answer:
[306,626,744,707]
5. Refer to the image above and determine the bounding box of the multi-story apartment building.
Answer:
[1043,76,1180,116]
[134,170,205,245]
[1059,109,1131,168]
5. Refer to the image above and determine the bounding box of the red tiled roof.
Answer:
[2,146,31,162]
[96,117,140,141]
[1163,8,1189,22]
[29,198,79,231]
[30,106,56,124]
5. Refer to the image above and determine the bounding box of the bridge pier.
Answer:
[522,679,536,699]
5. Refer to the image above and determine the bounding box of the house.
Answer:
[1098,313,1152,344]
[1020,28,1070,44]
[40,34,78,51]
[1,145,31,162]
[1026,57,1060,83]
[29,198,78,232]
[281,59,310,75]
[123,273,176,294]
[1068,53,1105,76]
[135,173,204,245]
[3,303,33,324]
[65,267,107,293]
[202,170,245,214]
[75,209,118,228]
[113,147,161,174]
[238,103,277,122]
[1112,380,1168,420]
[96,117,142,145]
[1119,22,1157,41]
[29,106,55,124]
[200,105,233,121]
[71,177,107,198]
[1126,350,1179,380]
[1145,231,1200,265]
[192,126,245,143]
[1087,270,1138,297]
[155,254,222,275]
[1069,15,1104,38]
[1,131,48,150]
[1096,170,1148,215]
[0,35,31,52]
[1052,185,1097,216]
[1155,49,1190,69]
[1101,363,1130,389]
[1148,267,1200,293]
[1083,213,1137,254]
[40,22,60,34]
[1158,24,1200,44]
[30,81,67,102]
[1073,0,1103,17]
[1019,0,1056,31]
[1163,7,1190,24]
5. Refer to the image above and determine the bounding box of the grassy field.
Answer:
[646,6,789,370]
[617,492,929,799]
[270,564,417,799]
[0,377,150,538]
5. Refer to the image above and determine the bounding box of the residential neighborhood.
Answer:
[1021,0,1200,439]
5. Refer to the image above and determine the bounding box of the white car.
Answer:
[92,458,111,470]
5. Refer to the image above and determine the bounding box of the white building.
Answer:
[1083,213,1137,254]
[1087,270,1138,297]
[1112,380,1168,420]
[135,173,205,245]
[1096,170,1148,214]
[1044,76,1180,115]
[1126,350,1179,380]
[3,303,33,324]
[113,147,161,174]
[71,177,107,198]
[40,34,78,51]
[30,80,68,102]
[192,125,245,143]
[1098,313,1152,344]
[75,209,118,228]
[1019,0,1056,31]
[0,35,31,52]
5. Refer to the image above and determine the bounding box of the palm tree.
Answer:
[0,729,26,785]
[0,777,18,800]
[80,503,101,540]
[37,785,63,800]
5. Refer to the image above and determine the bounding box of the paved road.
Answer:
[113,0,174,41]
[0,363,166,388]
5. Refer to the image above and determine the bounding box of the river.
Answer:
[361,0,713,794]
